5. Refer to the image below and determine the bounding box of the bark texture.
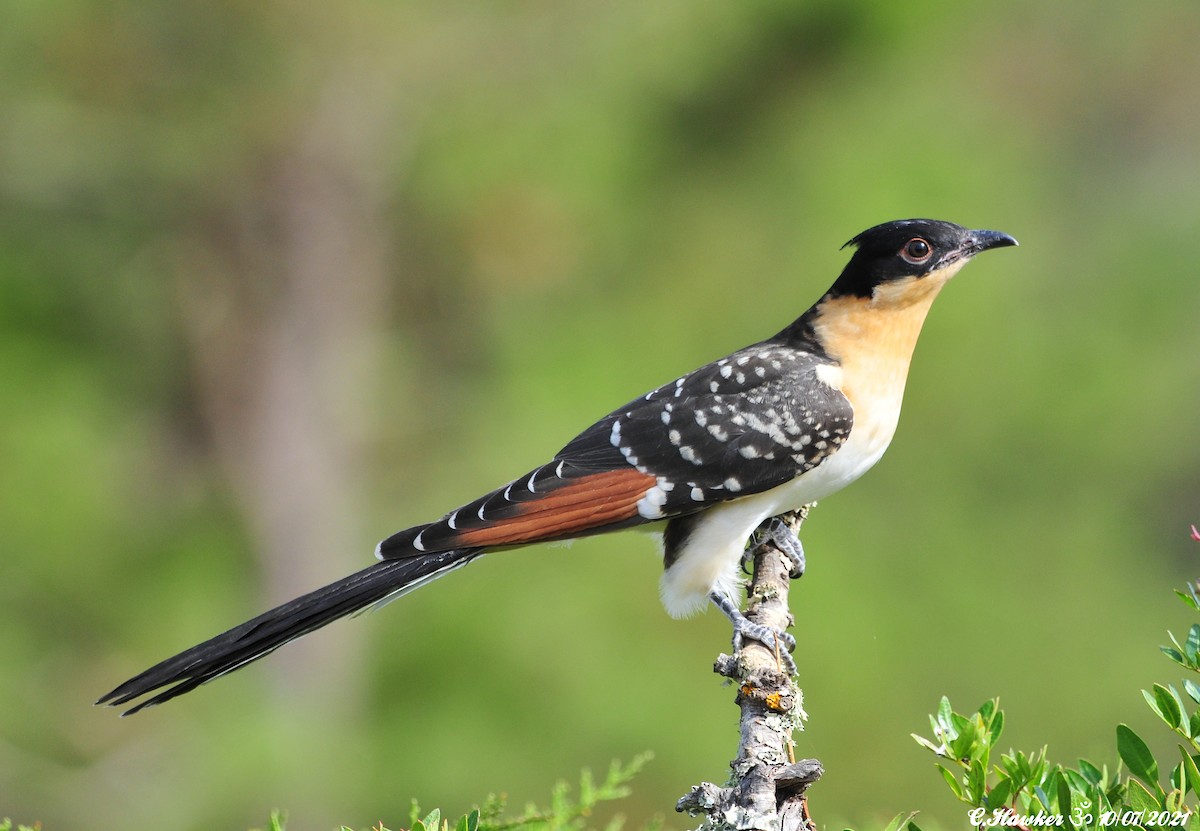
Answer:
[677,507,822,831]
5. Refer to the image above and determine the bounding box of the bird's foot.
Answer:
[763,517,806,578]
[710,590,797,674]
[741,517,806,579]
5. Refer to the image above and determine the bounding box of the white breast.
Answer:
[656,403,900,618]
[657,276,955,619]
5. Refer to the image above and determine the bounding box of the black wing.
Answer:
[557,341,854,518]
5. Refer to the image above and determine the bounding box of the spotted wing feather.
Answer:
[560,342,853,517]
[378,342,852,558]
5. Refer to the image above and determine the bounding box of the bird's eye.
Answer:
[902,236,931,262]
[900,238,932,264]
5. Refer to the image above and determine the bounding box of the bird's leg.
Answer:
[742,516,806,579]
[710,590,798,674]
[763,517,806,578]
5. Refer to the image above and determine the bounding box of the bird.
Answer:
[99,218,1016,715]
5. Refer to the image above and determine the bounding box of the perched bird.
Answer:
[99,218,1016,714]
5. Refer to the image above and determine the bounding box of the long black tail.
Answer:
[97,548,481,715]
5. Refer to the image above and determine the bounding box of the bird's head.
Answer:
[829,219,1017,303]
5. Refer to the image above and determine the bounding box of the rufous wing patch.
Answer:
[453,468,656,547]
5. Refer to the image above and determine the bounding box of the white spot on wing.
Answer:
[412,530,427,551]
[815,363,844,389]
[637,483,668,518]
[690,486,705,501]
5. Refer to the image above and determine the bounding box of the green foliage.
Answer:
[910,553,1200,829]
[248,811,287,831]
[0,820,41,831]
[255,755,656,831]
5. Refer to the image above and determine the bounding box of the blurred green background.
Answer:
[2,1,1199,828]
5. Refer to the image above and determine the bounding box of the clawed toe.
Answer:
[762,518,806,578]
[710,590,797,674]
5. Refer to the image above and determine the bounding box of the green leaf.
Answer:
[988,708,1005,745]
[978,699,995,722]
[937,696,953,731]
[1180,748,1200,798]
[1146,688,1166,721]
[1001,750,1030,790]
[456,811,479,831]
[967,758,986,804]
[936,763,964,800]
[1077,758,1103,786]
[1187,625,1200,663]
[882,811,920,831]
[1125,777,1163,811]
[1164,646,1188,666]
[949,716,977,760]
[1150,684,1185,729]
[1117,723,1159,787]
[1185,679,1200,704]
[1063,768,1092,795]
[985,776,1012,810]
[912,733,944,755]
[1057,771,1072,816]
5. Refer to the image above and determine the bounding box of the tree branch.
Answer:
[677,506,822,831]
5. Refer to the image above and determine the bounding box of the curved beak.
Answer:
[966,229,1019,255]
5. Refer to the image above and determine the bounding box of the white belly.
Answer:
[657,412,899,618]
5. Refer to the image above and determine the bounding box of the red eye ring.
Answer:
[900,237,933,264]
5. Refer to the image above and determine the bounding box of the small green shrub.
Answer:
[898,528,1200,831]
[252,753,656,831]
